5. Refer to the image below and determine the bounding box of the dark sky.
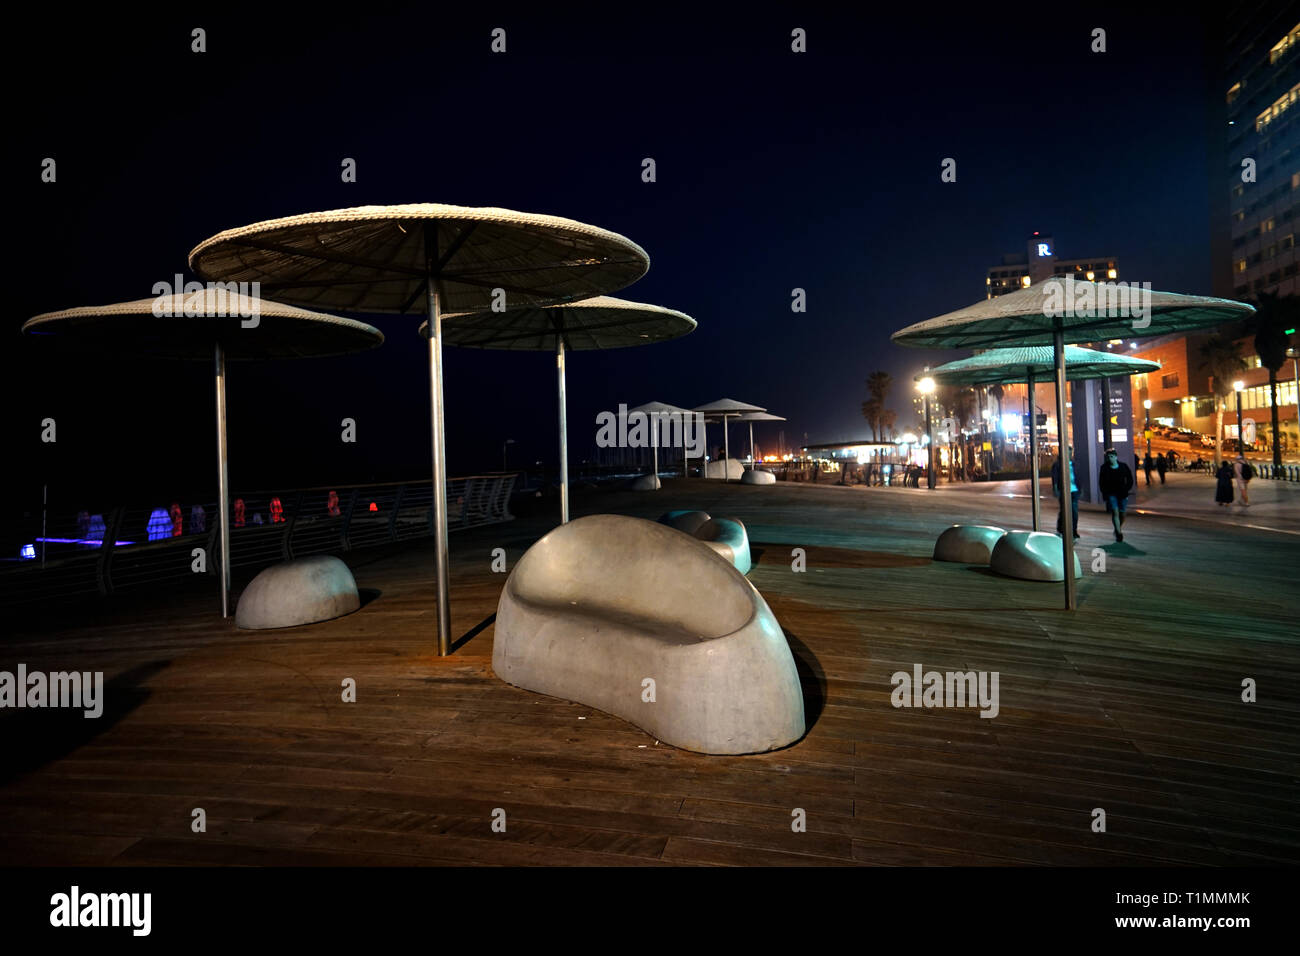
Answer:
[7,3,1228,518]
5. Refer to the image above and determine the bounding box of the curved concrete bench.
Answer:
[989,531,1082,582]
[704,459,744,480]
[658,510,751,574]
[741,468,776,485]
[934,525,1006,564]
[236,554,361,629]
[493,514,804,754]
[630,474,661,491]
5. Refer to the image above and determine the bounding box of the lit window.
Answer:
[1227,81,1242,104]
[1086,271,1095,281]
[1255,82,1299,132]
[1236,259,1247,272]
[1268,24,1299,64]
[1107,268,1118,279]
[1020,275,1031,288]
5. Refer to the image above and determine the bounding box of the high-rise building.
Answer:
[1213,12,1299,299]
[985,233,1119,299]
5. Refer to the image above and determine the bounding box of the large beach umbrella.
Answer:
[628,401,697,484]
[734,411,786,463]
[693,399,765,480]
[893,279,1253,610]
[425,297,696,523]
[22,290,384,617]
[922,346,1160,532]
[189,204,649,655]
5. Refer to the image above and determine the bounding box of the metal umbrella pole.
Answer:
[425,250,452,656]
[723,414,731,481]
[749,421,755,463]
[214,340,231,618]
[1028,367,1040,532]
[557,336,569,523]
[1053,325,1077,610]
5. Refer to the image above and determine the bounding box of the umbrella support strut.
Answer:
[215,341,231,618]
[1028,368,1040,532]
[1053,327,1077,610]
[427,273,452,656]
[557,338,568,523]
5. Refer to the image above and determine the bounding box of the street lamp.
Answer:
[918,375,936,489]
[502,438,516,473]
[1233,380,1245,457]
[1143,398,1152,455]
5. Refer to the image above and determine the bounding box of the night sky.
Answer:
[7,4,1223,525]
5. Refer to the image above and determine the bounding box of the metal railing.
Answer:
[1255,463,1300,481]
[0,474,516,609]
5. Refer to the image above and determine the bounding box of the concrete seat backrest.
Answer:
[659,509,712,536]
[510,514,753,640]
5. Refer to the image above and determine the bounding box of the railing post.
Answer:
[341,489,359,552]
[97,507,125,596]
[387,485,406,542]
[282,491,302,561]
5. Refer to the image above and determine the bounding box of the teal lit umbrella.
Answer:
[894,279,1254,610]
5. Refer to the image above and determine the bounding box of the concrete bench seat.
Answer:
[492,514,805,754]
[236,554,361,629]
[658,510,752,574]
[741,468,776,485]
[989,530,1082,582]
[630,474,661,491]
[703,459,744,480]
[933,525,1006,564]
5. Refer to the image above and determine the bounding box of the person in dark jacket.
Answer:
[1098,448,1134,541]
[1156,452,1167,484]
[1051,447,1079,539]
[1215,460,1234,506]
[1142,452,1154,486]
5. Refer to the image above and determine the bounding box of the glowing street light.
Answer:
[917,375,936,489]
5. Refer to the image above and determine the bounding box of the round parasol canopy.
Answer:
[189,203,651,656]
[435,296,695,350]
[628,400,698,483]
[693,399,766,480]
[22,291,384,360]
[188,204,649,314]
[891,279,1253,350]
[919,346,1159,534]
[22,291,383,620]
[733,411,786,463]
[922,345,1159,386]
[422,298,696,522]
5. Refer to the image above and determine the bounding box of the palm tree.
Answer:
[1251,292,1299,467]
[1198,335,1247,467]
[880,408,898,441]
[862,370,893,442]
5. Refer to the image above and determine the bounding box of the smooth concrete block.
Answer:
[934,525,1007,564]
[741,468,776,485]
[630,474,661,491]
[989,531,1082,582]
[236,554,361,629]
[704,459,745,480]
[658,510,752,574]
[493,514,805,754]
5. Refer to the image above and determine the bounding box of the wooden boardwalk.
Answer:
[2,478,1297,866]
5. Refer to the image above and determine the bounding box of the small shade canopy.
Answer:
[629,400,696,418]
[420,299,696,524]
[430,296,696,349]
[693,399,766,480]
[891,280,1254,349]
[734,411,786,423]
[629,401,698,481]
[22,291,381,622]
[22,291,384,360]
[188,203,650,314]
[920,346,1159,386]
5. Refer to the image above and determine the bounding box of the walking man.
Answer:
[1142,452,1154,486]
[1098,447,1134,542]
[1156,452,1167,485]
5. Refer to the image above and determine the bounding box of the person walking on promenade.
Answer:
[1156,452,1167,484]
[1098,448,1134,542]
[1051,446,1080,539]
[1142,452,1154,486]
[1215,460,1235,506]
[1234,454,1253,506]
